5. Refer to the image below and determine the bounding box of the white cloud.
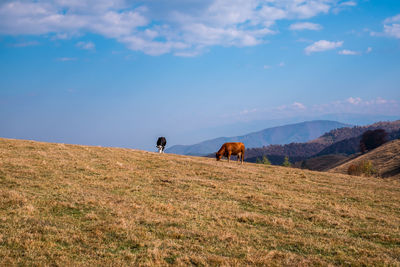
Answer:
[289,22,322,31]
[371,14,400,39]
[276,102,306,111]
[384,14,400,24]
[340,1,357,7]
[263,65,271,69]
[292,102,306,109]
[308,97,397,115]
[346,97,362,105]
[285,1,331,19]
[338,49,359,55]
[239,108,258,115]
[224,97,399,121]
[384,23,400,39]
[366,47,372,53]
[340,97,397,107]
[76,41,95,50]
[305,40,343,54]
[279,62,285,67]
[0,1,148,36]
[332,1,357,14]
[0,0,357,56]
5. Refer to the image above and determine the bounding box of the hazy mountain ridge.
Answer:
[178,114,400,146]
[310,120,400,145]
[167,120,349,155]
[246,120,400,166]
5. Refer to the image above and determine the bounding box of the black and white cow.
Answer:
[156,137,167,153]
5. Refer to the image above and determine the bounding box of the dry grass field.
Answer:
[0,138,399,266]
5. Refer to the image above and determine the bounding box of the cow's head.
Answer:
[216,152,222,161]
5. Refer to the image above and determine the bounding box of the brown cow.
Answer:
[216,142,245,164]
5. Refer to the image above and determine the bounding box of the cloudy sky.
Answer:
[0,0,399,150]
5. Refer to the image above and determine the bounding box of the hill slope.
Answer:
[1,138,399,265]
[167,120,349,155]
[296,154,355,171]
[330,139,400,178]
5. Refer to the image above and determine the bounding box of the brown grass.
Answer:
[331,139,400,179]
[1,137,400,266]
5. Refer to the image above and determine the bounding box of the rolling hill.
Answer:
[295,154,356,171]
[330,139,400,178]
[0,137,399,265]
[167,120,349,155]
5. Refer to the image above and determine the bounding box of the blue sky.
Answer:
[1,0,400,150]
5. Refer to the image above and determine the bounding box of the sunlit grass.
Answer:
[0,138,399,265]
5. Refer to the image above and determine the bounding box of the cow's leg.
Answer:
[157,146,162,153]
[237,153,241,163]
[228,152,231,163]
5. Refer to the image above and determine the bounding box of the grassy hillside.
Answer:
[1,138,399,266]
[331,139,400,179]
[296,154,354,172]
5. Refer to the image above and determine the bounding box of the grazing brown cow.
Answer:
[216,142,245,164]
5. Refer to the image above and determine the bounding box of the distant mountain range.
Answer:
[166,120,350,156]
[247,120,400,167]
[174,114,399,146]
